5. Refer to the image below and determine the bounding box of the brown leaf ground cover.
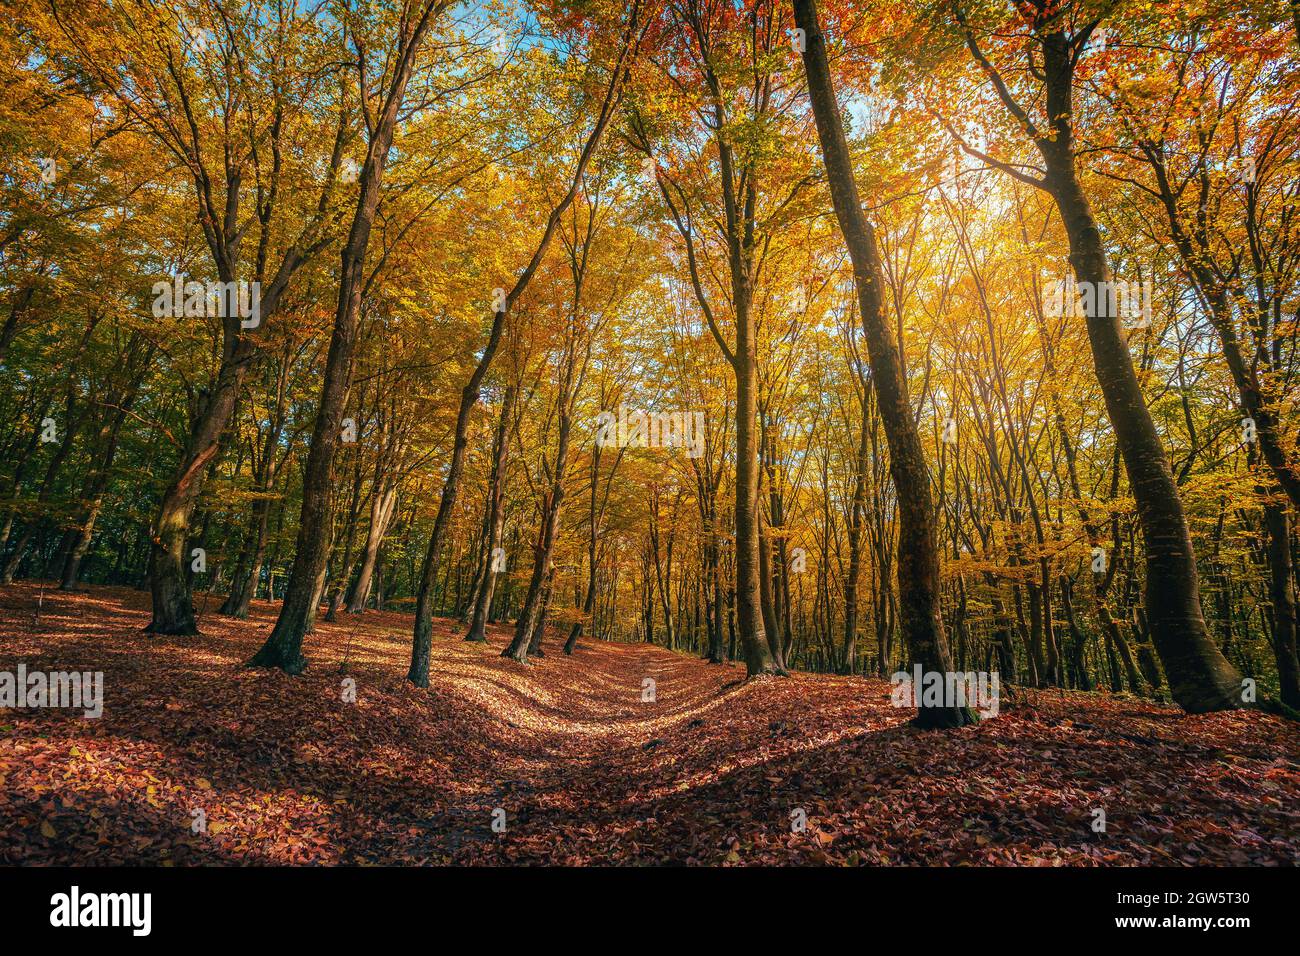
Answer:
[1,581,1296,865]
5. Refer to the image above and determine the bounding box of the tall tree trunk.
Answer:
[732,301,778,676]
[503,394,576,662]
[954,11,1243,712]
[842,402,870,674]
[221,494,272,618]
[708,531,726,663]
[795,0,973,727]
[60,391,135,589]
[757,518,785,670]
[408,5,641,685]
[347,486,397,614]
[526,564,556,657]
[324,456,366,622]
[564,429,602,655]
[1059,576,1093,691]
[251,2,444,672]
[2,393,83,584]
[466,389,514,642]
[0,403,49,560]
[1263,501,1300,708]
[1032,34,1241,712]
[149,344,253,635]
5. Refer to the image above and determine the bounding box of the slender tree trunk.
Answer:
[796,0,973,727]
[842,395,873,671]
[708,531,726,662]
[563,537,596,654]
[324,457,366,621]
[842,404,870,673]
[223,495,272,618]
[1059,576,1093,691]
[60,399,132,589]
[733,313,778,676]
[466,393,513,642]
[1033,39,1240,711]
[348,486,397,614]
[757,519,785,669]
[3,401,81,584]
[0,406,48,560]
[408,6,640,684]
[503,407,575,662]
[565,431,601,654]
[251,4,442,671]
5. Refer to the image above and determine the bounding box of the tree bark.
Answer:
[564,420,603,655]
[842,397,870,673]
[795,0,974,727]
[251,1,445,671]
[467,387,514,642]
[1263,501,1300,708]
[408,3,642,684]
[1031,32,1242,712]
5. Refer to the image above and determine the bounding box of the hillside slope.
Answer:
[1,582,1296,865]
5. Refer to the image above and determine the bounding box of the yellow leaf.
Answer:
[41,820,57,838]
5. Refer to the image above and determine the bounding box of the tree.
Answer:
[950,0,1243,712]
[250,0,452,672]
[794,0,975,727]
[407,0,646,686]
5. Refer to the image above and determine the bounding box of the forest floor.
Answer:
[0,580,1296,866]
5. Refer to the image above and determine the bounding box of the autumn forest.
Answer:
[1,0,1298,879]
